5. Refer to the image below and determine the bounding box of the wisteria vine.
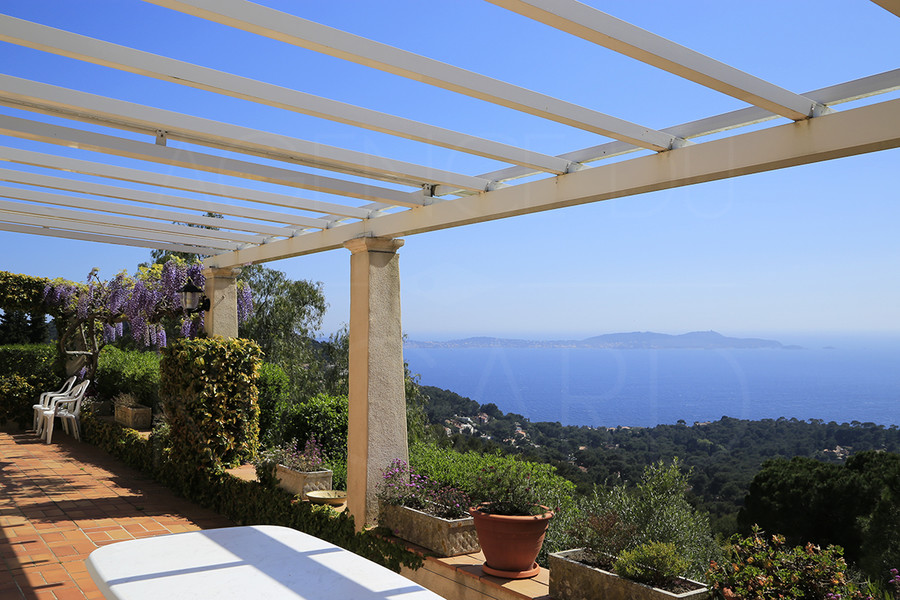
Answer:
[43,260,252,350]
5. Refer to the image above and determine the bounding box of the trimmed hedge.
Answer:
[0,271,51,313]
[96,347,161,410]
[257,362,290,444]
[80,412,422,573]
[0,344,59,427]
[160,337,261,470]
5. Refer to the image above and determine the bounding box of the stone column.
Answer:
[202,267,241,338]
[344,237,408,529]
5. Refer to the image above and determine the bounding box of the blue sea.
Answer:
[403,339,900,428]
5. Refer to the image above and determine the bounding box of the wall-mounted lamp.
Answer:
[178,280,210,313]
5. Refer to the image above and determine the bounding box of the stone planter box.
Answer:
[549,549,710,600]
[379,503,480,557]
[275,465,332,500]
[114,405,151,429]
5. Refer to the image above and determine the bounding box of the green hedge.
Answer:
[257,362,290,444]
[160,338,261,470]
[0,271,51,313]
[96,347,161,409]
[80,412,422,573]
[0,344,59,427]
[278,393,349,460]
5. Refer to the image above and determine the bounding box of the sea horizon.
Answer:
[403,334,900,429]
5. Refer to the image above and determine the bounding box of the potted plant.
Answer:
[468,461,554,579]
[549,460,715,600]
[377,459,479,557]
[256,437,333,501]
[113,393,152,430]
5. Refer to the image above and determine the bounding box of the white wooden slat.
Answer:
[0,15,574,174]
[489,0,826,120]
[0,115,423,207]
[204,98,900,267]
[0,168,305,235]
[0,221,221,255]
[0,147,363,221]
[0,75,495,192]
[0,183,290,239]
[0,207,242,250]
[471,69,900,186]
[0,196,260,245]
[141,0,682,151]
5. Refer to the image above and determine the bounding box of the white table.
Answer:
[86,525,445,600]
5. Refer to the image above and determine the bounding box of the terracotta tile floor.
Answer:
[0,427,233,600]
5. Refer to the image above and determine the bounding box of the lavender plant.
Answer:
[379,459,471,520]
[259,437,329,473]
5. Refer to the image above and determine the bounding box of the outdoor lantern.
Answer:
[178,280,210,313]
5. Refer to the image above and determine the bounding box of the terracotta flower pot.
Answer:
[469,504,554,579]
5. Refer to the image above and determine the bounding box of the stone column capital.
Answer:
[202,266,242,279]
[343,237,404,255]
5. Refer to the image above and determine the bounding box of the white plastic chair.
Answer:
[33,376,77,432]
[40,379,90,444]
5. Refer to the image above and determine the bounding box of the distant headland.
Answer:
[405,330,801,350]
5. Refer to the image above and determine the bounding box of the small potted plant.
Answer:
[113,393,152,430]
[377,459,479,557]
[256,437,333,500]
[468,462,554,579]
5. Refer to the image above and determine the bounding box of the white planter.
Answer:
[379,503,479,557]
[549,549,710,600]
[275,465,332,500]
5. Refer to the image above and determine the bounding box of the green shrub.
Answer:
[0,344,58,426]
[160,338,261,471]
[707,525,870,600]
[96,347,161,410]
[256,362,290,444]
[278,393,348,461]
[569,459,719,580]
[614,541,689,588]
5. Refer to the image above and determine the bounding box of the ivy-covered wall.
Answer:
[160,337,262,470]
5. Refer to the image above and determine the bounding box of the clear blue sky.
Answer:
[1,0,899,345]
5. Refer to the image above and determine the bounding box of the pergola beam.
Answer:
[141,0,684,151]
[870,0,900,18]
[0,75,494,192]
[0,147,360,222]
[0,206,242,250]
[0,15,574,175]
[474,69,900,186]
[205,97,900,268]
[488,0,827,120]
[0,182,289,238]
[0,115,422,207]
[0,195,256,246]
[0,221,220,254]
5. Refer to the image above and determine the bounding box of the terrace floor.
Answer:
[0,426,551,600]
[0,427,233,599]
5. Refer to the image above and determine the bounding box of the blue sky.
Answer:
[1,0,899,345]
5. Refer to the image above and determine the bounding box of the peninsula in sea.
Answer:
[404,330,800,350]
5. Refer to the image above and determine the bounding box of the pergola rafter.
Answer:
[0,0,897,529]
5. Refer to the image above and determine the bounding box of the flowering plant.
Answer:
[470,461,548,516]
[378,459,471,520]
[707,525,875,600]
[258,437,328,473]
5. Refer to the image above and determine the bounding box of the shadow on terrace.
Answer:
[0,426,232,599]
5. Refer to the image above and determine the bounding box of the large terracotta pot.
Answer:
[469,504,554,579]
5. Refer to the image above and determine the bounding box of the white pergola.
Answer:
[1,0,899,527]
